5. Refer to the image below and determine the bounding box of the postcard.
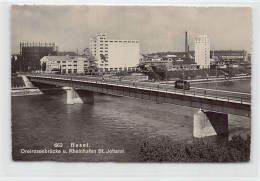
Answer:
[11,5,251,162]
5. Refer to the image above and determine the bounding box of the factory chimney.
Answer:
[185,31,188,52]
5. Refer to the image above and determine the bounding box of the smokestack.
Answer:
[185,31,188,52]
[188,45,189,52]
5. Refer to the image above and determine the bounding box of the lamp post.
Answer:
[215,61,218,90]
[165,66,168,84]
[183,68,185,94]
[181,64,185,95]
[213,49,218,90]
[213,34,217,90]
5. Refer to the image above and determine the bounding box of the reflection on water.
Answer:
[11,80,251,161]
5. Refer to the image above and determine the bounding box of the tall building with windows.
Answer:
[89,33,140,72]
[195,35,210,69]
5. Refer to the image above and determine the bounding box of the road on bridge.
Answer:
[25,73,251,105]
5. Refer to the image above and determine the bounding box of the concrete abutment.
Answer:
[193,109,228,138]
[63,87,94,105]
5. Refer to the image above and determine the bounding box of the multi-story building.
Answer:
[89,33,140,72]
[40,56,84,74]
[20,42,58,71]
[195,35,210,69]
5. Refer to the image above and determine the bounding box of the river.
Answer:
[11,80,251,161]
[192,79,251,93]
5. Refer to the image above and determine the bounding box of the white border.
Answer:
[0,0,259,180]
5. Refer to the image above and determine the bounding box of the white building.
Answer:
[195,35,210,69]
[89,33,140,72]
[40,56,85,74]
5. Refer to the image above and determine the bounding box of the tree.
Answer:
[42,62,46,72]
[11,55,19,73]
[16,55,27,72]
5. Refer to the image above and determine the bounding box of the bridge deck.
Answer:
[26,74,251,117]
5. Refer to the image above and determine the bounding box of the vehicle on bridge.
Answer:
[175,80,190,90]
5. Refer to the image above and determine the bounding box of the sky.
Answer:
[11,5,251,54]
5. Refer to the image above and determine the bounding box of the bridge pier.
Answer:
[63,87,94,105]
[193,109,228,138]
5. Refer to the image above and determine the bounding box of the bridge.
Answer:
[25,73,251,138]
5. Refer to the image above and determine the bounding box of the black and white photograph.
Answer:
[10,5,252,163]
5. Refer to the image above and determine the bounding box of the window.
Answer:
[62,65,66,67]
[62,61,66,63]
[62,69,66,73]
[100,44,103,46]
[68,69,72,73]
[57,61,60,63]
[73,69,77,73]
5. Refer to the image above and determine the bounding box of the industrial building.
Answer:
[195,35,211,69]
[20,42,58,71]
[89,33,140,72]
[140,53,196,71]
[139,31,250,73]
[210,50,247,61]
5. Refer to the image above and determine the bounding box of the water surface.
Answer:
[12,80,251,161]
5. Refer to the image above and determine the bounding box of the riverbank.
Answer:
[11,88,42,96]
[139,135,250,162]
[11,76,25,87]
[11,75,42,96]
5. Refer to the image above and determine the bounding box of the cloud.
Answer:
[11,5,251,54]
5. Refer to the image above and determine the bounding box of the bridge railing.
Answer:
[25,73,251,105]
